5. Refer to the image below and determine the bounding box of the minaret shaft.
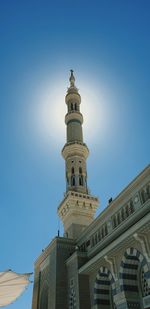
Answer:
[63,71,89,195]
[58,71,99,239]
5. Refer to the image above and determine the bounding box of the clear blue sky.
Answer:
[0,1,150,308]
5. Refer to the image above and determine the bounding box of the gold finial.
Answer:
[69,69,75,87]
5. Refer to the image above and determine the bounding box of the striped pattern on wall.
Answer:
[94,266,116,308]
[119,247,150,293]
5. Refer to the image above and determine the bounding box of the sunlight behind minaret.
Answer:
[30,74,115,151]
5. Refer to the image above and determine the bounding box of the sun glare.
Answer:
[28,75,115,151]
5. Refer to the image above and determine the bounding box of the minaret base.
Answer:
[58,191,99,239]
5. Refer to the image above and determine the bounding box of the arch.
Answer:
[71,167,75,174]
[119,248,150,308]
[40,282,49,309]
[94,266,116,308]
[79,175,83,186]
[79,167,82,174]
[74,103,77,111]
[71,175,75,186]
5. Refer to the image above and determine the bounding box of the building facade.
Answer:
[32,71,150,309]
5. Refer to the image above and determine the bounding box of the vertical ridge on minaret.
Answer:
[58,71,99,239]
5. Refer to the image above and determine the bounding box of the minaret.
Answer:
[58,71,99,239]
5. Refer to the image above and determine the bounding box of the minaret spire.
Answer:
[58,71,99,239]
[69,69,75,87]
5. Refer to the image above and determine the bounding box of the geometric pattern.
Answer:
[94,266,116,307]
[120,247,150,290]
[141,269,150,297]
[119,247,150,307]
[69,288,76,309]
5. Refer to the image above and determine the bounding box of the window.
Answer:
[71,175,75,186]
[79,175,83,186]
[71,167,74,174]
[79,167,82,174]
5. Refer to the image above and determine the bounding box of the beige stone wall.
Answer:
[67,121,83,143]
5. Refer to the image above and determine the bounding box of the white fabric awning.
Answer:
[0,270,32,307]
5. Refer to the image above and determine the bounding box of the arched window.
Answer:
[79,175,83,186]
[71,103,73,111]
[119,248,150,308]
[71,167,74,174]
[79,167,82,174]
[71,175,75,186]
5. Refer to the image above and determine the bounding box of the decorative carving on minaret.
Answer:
[62,70,89,194]
[58,71,99,239]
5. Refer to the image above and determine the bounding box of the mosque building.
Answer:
[32,71,150,309]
